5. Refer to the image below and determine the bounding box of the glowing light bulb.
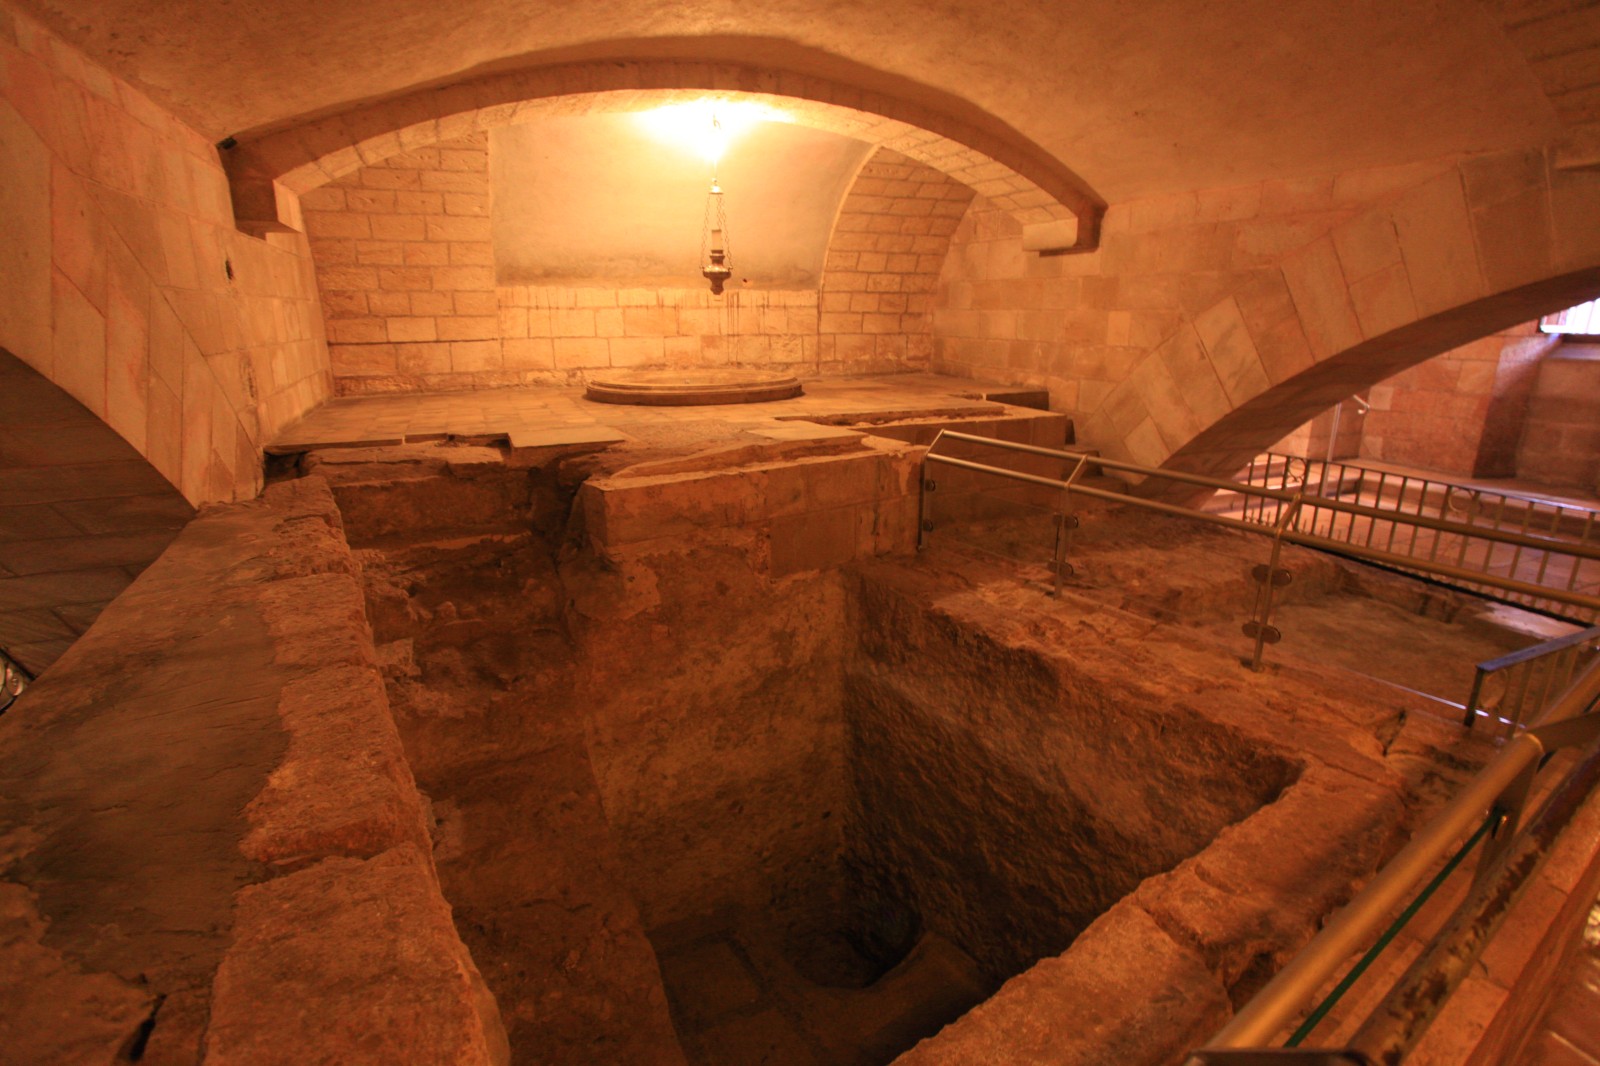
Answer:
[635,98,792,163]
[705,115,728,167]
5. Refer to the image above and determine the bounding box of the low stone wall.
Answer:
[853,552,1435,1066]
[578,433,924,577]
[1516,343,1600,491]
[0,477,507,1065]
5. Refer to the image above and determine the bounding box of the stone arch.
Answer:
[814,148,978,370]
[221,56,1103,251]
[1073,147,1600,488]
[0,350,193,676]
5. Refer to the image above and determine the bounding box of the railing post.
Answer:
[1471,760,1535,896]
[1052,455,1089,597]
[917,430,947,552]
[1243,492,1303,671]
[1463,666,1488,729]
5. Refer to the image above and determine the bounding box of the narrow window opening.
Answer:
[1538,297,1600,336]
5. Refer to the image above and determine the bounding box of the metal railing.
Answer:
[919,432,1600,1060]
[1464,625,1600,738]
[1227,452,1600,624]
[918,432,1600,670]
[1186,657,1600,1065]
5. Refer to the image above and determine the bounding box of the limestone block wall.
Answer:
[1516,344,1600,490]
[0,352,193,675]
[306,140,969,394]
[934,164,1453,435]
[817,149,973,373]
[0,5,329,504]
[932,149,1600,481]
[1360,322,1558,477]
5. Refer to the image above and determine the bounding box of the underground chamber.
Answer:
[291,433,1409,1066]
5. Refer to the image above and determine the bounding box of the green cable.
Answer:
[1284,810,1500,1047]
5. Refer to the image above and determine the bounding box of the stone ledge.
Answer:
[205,845,509,1066]
[241,663,433,871]
[894,905,1230,1065]
[0,477,507,1064]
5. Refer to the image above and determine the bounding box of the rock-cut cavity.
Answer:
[298,440,1298,1066]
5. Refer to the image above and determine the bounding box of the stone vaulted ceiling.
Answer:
[11,0,1568,202]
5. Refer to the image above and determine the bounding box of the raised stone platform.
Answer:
[264,373,1071,464]
[584,369,804,406]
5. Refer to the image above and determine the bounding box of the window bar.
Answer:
[1436,478,1460,564]
[1405,477,1426,560]
[1329,463,1344,536]
[1483,494,1510,579]
[1534,506,1562,587]
[1557,645,1581,709]
[1256,456,1269,524]
[1267,458,1281,526]
[1463,666,1490,729]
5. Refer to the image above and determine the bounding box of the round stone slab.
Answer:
[584,369,804,406]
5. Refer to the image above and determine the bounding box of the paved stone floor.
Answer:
[266,374,1042,454]
[1524,898,1600,1065]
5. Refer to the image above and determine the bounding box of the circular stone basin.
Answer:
[584,369,803,406]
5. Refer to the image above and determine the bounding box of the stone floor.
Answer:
[1214,459,1600,623]
[653,917,988,1066]
[1524,899,1600,1066]
[266,374,1046,455]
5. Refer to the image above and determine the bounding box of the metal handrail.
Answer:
[947,435,1600,561]
[1227,451,1600,624]
[1188,657,1600,1063]
[919,431,1600,1059]
[918,433,1600,669]
[1464,625,1600,737]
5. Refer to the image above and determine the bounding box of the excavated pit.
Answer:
[281,435,1497,1066]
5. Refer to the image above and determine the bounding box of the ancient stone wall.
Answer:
[1359,322,1558,477]
[304,140,969,394]
[855,550,1418,1066]
[932,151,1600,483]
[0,476,505,1064]
[845,565,1301,984]
[1516,343,1600,490]
[0,8,329,504]
[570,435,924,931]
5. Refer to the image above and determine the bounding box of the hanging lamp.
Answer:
[701,115,733,295]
